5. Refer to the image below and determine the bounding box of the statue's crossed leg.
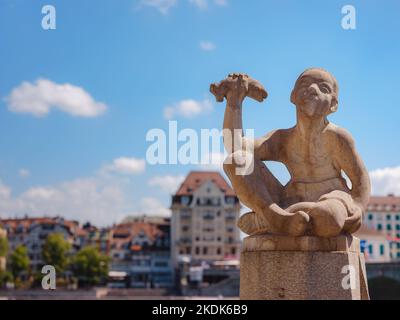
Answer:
[223,151,310,236]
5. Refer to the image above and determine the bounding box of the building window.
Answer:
[387,215,391,220]
[368,214,373,220]
[203,212,214,220]
[195,247,200,255]
[203,247,208,255]
[387,224,392,231]
[380,244,385,256]
[186,247,190,254]
[154,261,168,267]
[217,247,221,255]
[396,215,400,221]
[396,225,400,230]
[231,247,236,255]
[369,245,373,254]
[377,224,382,231]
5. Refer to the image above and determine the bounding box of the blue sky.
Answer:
[0,0,399,225]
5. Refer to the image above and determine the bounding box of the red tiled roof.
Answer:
[111,222,163,243]
[367,195,400,212]
[369,195,400,205]
[175,171,235,196]
[0,217,78,234]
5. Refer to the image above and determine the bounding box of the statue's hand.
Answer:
[343,203,363,233]
[210,73,268,106]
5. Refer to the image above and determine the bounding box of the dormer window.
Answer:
[181,196,190,205]
[226,196,236,205]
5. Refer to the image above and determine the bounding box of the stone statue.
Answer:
[210,68,371,238]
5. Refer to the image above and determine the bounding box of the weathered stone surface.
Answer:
[210,69,371,238]
[210,68,371,300]
[242,234,359,253]
[240,234,369,300]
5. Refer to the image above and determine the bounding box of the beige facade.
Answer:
[354,225,391,263]
[363,195,400,261]
[171,171,241,267]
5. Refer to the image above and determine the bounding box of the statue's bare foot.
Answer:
[237,212,270,235]
[238,209,310,236]
[283,211,310,237]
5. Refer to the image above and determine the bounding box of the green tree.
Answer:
[42,233,71,274]
[0,236,8,257]
[0,270,13,287]
[73,246,110,287]
[10,245,30,279]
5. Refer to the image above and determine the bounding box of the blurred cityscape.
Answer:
[0,171,399,300]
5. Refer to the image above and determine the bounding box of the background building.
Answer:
[109,216,173,288]
[363,194,400,261]
[355,225,391,263]
[1,217,84,271]
[170,171,241,267]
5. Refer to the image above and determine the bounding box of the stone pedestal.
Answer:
[240,234,369,300]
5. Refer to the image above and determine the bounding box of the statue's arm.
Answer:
[223,105,281,161]
[222,97,245,155]
[211,73,268,155]
[334,128,371,232]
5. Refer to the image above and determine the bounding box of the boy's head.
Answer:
[290,68,339,117]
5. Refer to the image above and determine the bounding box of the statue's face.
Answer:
[292,69,338,118]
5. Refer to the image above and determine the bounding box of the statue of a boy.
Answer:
[210,68,370,237]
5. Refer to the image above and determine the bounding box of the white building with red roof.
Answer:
[363,194,400,261]
[354,225,391,263]
[170,171,241,267]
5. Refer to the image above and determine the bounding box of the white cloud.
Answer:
[189,0,208,10]
[148,175,185,193]
[138,0,227,14]
[0,180,11,199]
[199,41,216,51]
[18,168,30,178]
[104,157,146,175]
[164,98,213,119]
[214,0,227,6]
[0,176,130,226]
[140,197,171,216]
[199,151,225,171]
[140,0,177,14]
[0,159,176,226]
[369,166,400,196]
[5,79,107,117]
